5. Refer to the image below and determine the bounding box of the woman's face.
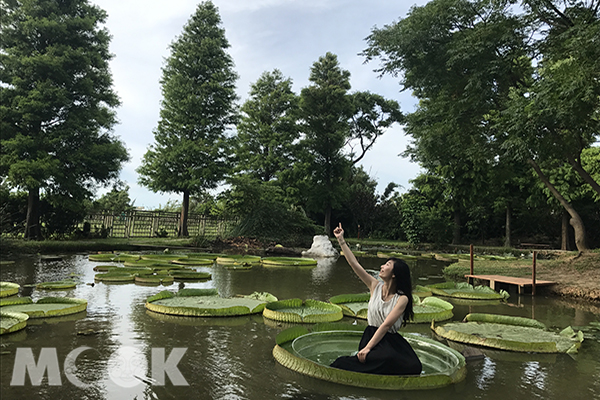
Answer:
[379,260,395,280]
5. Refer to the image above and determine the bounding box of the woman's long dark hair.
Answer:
[389,257,414,326]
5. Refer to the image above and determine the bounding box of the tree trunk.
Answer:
[561,210,570,251]
[566,154,600,197]
[24,187,42,240]
[452,209,461,245]
[179,190,189,237]
[504,205,511,248]
[528,159,588,251]
[324,205,331,237]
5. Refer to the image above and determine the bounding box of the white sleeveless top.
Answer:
[367,282,405,333]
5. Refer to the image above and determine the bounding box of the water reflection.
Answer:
[476,357,496,390]
[1,253,599,400]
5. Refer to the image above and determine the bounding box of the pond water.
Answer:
[1,253,599,400]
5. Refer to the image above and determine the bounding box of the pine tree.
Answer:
[0,0,128,239]
[137,1,238,236]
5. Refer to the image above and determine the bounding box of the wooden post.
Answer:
[468,244,474,285]
[470,244,474,275]
[532,251,537,296]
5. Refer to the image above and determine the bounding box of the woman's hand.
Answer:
[357,347,370,363]
[333,223,344,240]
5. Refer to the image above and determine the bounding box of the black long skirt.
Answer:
[330,326,422,375]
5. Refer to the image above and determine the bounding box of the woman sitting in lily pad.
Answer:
[330,223,422,376]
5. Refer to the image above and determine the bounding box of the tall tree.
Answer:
[347,92,403,165]
[234,69,300,183]
[300,53,353,235]
[364,0,531,244]
[0,0,128,240]
[137,1,238,237]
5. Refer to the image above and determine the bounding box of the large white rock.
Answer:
[302,235,339,258]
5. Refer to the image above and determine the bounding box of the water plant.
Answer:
[273,323,466,390]
[35,280,77,290]
[145,288,277,317]
[0,297,87,318]
[0,282,19,297]
[261,257,318,267]
[432,313,584,353]
[426,282,509,300]
[0,310,29,335]
[263,299,344,323]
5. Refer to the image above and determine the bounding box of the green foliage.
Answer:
[300,52,353,234]
[137,1,238,235]
[0,0,129,239]
[235,69,300,183]
[225,176,320,246]
[91,183,135,214]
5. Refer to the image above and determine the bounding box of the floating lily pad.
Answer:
[261,257,318,267]
[0,282,20,298]
[36,280,77,290]
[168,270,211,280]
[216,255,262,265]
[273,323,466,390]
[328,293,453,323]
[123,259,177,269]
[263,298,343,323]
[413,285,432,298]
[140,254,184,262]
[432,313,584,353]
[329,293,370,319]
[88,253,139,262]
[0,297,87,318]
[0,310,29,335]
[94,273,135,282]
[171,258,214,266]
[185,253,225,260]
[413,296,454,323]
[145,288,276,317]
[426,282,509,300]
[135,275,174,285]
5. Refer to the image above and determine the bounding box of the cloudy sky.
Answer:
[92,0,429,209]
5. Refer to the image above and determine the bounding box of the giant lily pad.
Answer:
[329,293,370,319]
[432,313,584,353]
[0,282,20,297]
[263,299,343,323]
[36,280,77,290]
[168,270,211,280]
[273,323,466,390]
[413,296,454,323]
[0,310,29,335]
[171,258,214,266]
[426,282,509,300]
[94,273,135,282]
[216,255,262,265]
[185,253,225,260]
[88,253,139,262]
[328,293,453,323]
[0,297,87,318]
[145,288,277,317]
[135,275,174,285]
[261,257,317,267]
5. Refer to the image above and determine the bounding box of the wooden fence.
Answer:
[82,210,238,238]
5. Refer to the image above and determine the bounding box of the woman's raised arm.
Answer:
[333,223,378,292]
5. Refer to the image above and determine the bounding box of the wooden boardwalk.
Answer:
[465,274,556,295]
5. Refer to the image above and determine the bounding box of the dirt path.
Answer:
[537,252,600,301]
